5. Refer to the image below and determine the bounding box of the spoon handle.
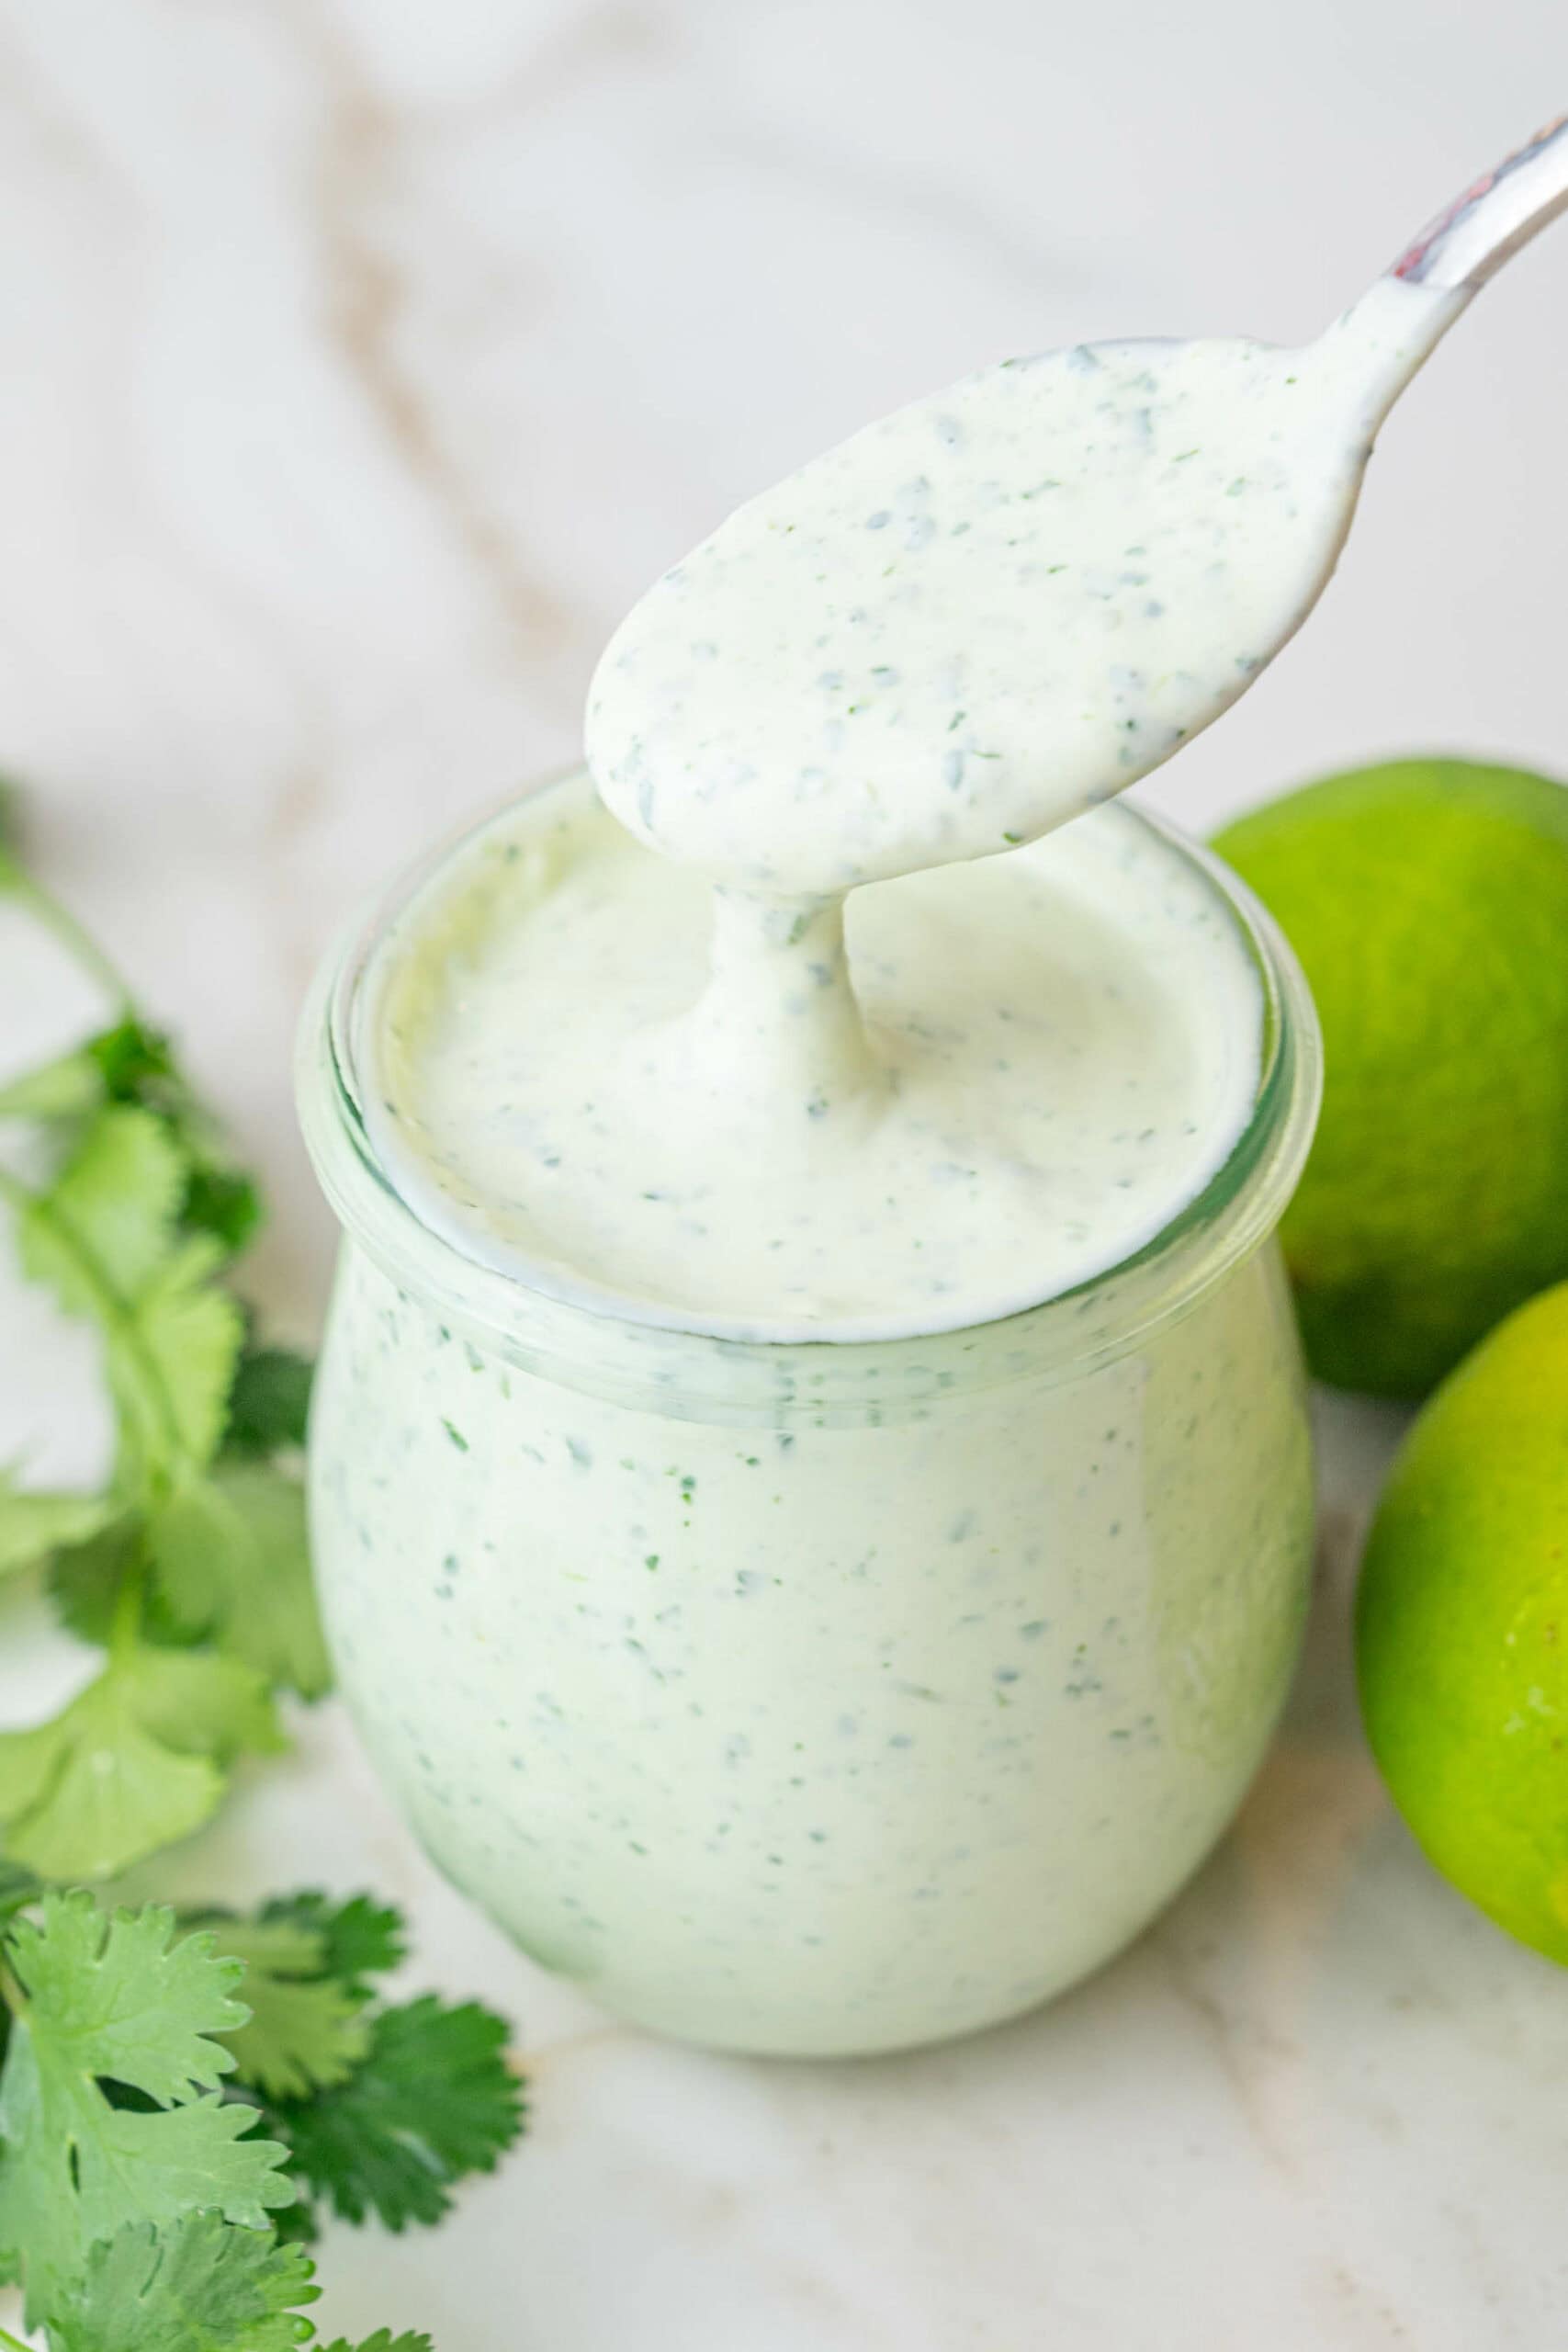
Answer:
[1392,115,1568,291]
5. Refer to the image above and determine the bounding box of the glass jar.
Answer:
[298,782,1322,2059]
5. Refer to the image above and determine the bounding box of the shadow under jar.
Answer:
[298,783,1322,2060]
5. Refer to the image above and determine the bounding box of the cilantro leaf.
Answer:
[260,1996,525,2233]
[148,1461,330,1701]
[0,1893,293,2324]
[257,1894,405,1994]
[0,1470,114,1577]
[45,1519,149,1646]
[0,1046,107,1121]
[0,1014,261,1265]
[87,1018,177,1103]
[125,1644,285,1769]
[224,1348,314,1459]
[320,2335,434,2352]
[195,1894,407,2104]
[44,1515,209,1653]
[0,1021,175,1128]
[0,1643,282,1880]
[112,1235,244,1486]
[41,2213,319,2352]
[19,1108,186,1310]
[0,1671,220,1883]
[14,1108,243,1494]
[195,1919,370,2102]
[8,1894,251,2101]
[180,1166,262,1256]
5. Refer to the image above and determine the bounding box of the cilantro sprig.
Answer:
[35,2213,320,2352]
[257,1995,525,2239]
[0,801,527,2348]
[204,1893,525,2240]
[0,1893,292,2326]
[0,1884,523,2350]
[0,814,326,1879]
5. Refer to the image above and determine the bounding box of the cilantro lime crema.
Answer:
[364,785,1258,1339]
[361,277,1448,1338]
[302,277,1438,2052]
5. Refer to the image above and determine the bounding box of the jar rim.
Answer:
[296,779,1321,1421]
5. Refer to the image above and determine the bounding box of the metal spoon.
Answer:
[589,118,1568,897]
[1392,113,1568,292]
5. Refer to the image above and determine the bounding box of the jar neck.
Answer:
[297,787,1322,1428]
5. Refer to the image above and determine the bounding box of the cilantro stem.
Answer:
[109,1545,148,1656]
[4,864,133,1015]
[0,2324,32,2351]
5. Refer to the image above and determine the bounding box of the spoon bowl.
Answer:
[588,118,1568,900]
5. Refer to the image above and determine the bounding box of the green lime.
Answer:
[1215,757,1568,1396]
[1357,1282,1568,1962]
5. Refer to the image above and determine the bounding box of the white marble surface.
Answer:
[3,2,1568,2343]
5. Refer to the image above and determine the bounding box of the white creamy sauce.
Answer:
[367,783,1261,1337]
[311,1237,1314,2052]
[588,276,1461,896]
[367,273,1457,1339]
[308,273,1441,2051]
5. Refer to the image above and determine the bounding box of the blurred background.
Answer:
[5,0,1568,1350]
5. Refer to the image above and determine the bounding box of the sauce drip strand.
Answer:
[367,276,1458,1340]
